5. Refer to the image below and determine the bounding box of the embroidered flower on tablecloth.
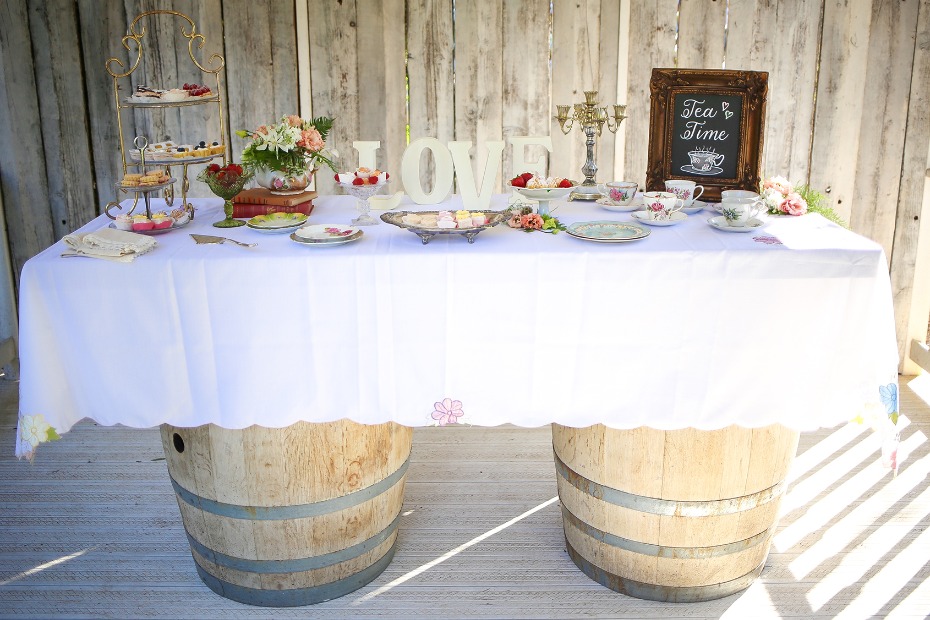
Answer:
[16,413,60,461]
[852,382,901,472]
[880,383,898,418]
[752,236,782,245]
[431,398,464,426]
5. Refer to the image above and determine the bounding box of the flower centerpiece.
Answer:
[760,175,847,227]
[506,205,567,233]
[235,115,338,195]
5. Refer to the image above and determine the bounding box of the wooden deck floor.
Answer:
[1,378,929,619]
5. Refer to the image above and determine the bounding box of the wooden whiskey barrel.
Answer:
[160,420,413,607]
[552,423,799,602]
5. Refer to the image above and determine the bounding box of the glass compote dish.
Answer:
[336,169,390,226]
[197,163,253,228]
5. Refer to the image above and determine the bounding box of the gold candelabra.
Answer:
[555,90,627,200]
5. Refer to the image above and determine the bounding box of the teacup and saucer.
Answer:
[596,181,639,210]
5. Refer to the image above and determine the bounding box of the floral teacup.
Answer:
[721,201,763,226]
[642,191,684,220]
[665,180,704,206]
[597,181,638,205]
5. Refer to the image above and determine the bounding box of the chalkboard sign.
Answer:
[646,69,768,202]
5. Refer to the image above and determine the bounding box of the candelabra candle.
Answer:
[554,90,627,200]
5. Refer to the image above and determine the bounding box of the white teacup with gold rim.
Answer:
[596,181,638,205]
[642,191,684,221]
[664,180,704,207]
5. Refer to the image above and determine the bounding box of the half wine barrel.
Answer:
[161,420,413,606]
[552,424,799,602]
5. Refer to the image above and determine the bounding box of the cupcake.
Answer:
[170,208,190,226]
[131,215,155,231]
[113,214,134,231]
[151,212,173,229]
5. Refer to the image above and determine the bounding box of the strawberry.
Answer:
[183,83,190,90]
[207,163,221,173]
[228,164,243,174]
[558,178,572,188]
[520,172,533,181]
[510,176,526,188]
[334,174,340,182]
[369,175,379,184]
[352,177,365,185]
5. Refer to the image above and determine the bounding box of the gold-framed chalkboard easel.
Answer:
[646,69,768,203]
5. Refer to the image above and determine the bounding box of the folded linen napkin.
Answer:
[62,227,157,262]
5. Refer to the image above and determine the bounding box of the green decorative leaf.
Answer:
[46,427,60,442]
[890,411,899,425]
[852,415,864,425]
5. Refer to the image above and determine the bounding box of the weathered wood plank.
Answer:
[726,0,822,184]
[891,0,930,368]
[852,0,921,256]
[623,1,677,188]
[356,0,407,184]
[596,0,622,181]
[0,0,54,281]
[406,0,455,192]
[677,0,726,69]
[77,0,128,217]
[305,0,359,197]
[809,0,874,223]
[27,0,98,236]
[454,0,504,192]
[224,0,299,178]
[551,0,602,182]
[501,0,551,180]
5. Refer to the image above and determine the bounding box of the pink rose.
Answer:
[286,114,303,128]
[647,201,664,212]
[780,192,807,216]
[257,125,269,135]
[763,175,793,195]
[296,127,324,151]
[507,214,523,228]
[521,214,544,229]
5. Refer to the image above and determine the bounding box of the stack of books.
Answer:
[232,188,316,218]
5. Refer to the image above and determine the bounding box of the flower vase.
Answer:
[254,167,314,195]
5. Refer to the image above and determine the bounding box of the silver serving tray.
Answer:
[380,210,508,245]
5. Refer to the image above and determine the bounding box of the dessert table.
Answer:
[14,193,900,605]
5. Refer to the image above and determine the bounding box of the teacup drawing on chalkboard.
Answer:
[683,150,725,175]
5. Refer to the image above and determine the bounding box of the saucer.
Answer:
[631,211,687,226]
[681,200,707,214]
[707,216,765,232]
[596,196,643,212]
[681,165,723,176]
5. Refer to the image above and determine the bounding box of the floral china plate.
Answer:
[631,211,688,226]
[596,195,644,212]
[290,224,363,246]
[246,212,309,233]
[707,216,765,232]
[565,221,651,243]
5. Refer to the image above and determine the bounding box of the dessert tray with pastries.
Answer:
[124,83,219,106]
[380,209,508,244]
[129,140,225,164]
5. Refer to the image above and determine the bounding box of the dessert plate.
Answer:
[596,196,644,212]
[565,221,650,243]
[108,219,188,235]
[631,211,688,227]
[247,212,309,233]
[380,210,507,245]
[290,224,362,246]
[707,216,765,232]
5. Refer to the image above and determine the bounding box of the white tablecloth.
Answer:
[15,194,900,458]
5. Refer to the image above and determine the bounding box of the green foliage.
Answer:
[797,184,848,228]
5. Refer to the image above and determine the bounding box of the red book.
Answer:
[233,188,318,207]
[232,200,315,219]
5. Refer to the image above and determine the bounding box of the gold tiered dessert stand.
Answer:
[104,10,229,221]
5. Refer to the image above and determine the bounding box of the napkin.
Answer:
[62,227,157,262]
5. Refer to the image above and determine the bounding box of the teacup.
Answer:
[721,201,762,227]
[642,191,684,220]
[597,181,638,205]
[721,190,759,202]
[664,180,704,206]
[688,150,724,171]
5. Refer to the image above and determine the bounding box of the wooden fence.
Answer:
[1,0,929,370]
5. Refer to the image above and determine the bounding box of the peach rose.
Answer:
[286,114,303,128]
[507,214,523,228]
[257,125,269,135]
[780,192,807,216]
[521,214,544,229]
[297,127,324,151]
[763,175,793,195]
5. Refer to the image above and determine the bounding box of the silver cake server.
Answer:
[190,234,256,248]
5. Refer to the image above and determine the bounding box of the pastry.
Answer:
[161,89,189,102]
[113,214,134,231]
[131,215,154,231]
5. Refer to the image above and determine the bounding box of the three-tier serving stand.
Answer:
[103,10,228,222]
